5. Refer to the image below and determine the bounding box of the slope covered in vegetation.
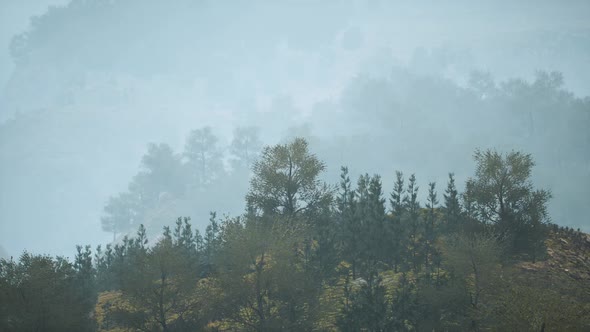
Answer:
[1,138,589,331]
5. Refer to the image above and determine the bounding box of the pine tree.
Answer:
[443,173,461,232]
[390,171,405,217]
[366,175,387,268]
[337,271,389,332]
[337,167,360,278]
[355,173,371,275]
[404,174,422,272]
[387,171,406,272]
[203,212,220,275]
[73,245,97,324]
[388,272,419,331]
[424,182,439,272]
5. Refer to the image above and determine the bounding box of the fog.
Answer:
[0,0,588,258]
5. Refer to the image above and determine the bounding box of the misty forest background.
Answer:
[0,0,589,330]
[0,0,589,258]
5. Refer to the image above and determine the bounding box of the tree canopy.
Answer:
[466,149,551,258]
[246,137,332,218]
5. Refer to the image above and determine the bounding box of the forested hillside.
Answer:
[1,138,588,331]
[1,1,589,330]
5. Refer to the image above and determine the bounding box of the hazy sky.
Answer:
[0,0,588,258]
[0,1,68,93]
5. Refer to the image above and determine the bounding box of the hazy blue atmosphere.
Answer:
[1,0,589,259]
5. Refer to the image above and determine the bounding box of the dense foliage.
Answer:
[1,138,589,331]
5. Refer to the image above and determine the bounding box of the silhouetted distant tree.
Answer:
[134,143,185,202]
[183,126,225,189]
[230,126,262,170]
[101,192,138,241]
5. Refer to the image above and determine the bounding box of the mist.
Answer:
[1,0,589,259]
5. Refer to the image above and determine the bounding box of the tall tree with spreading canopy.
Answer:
[246,137,332,218]
[465,149,551,259]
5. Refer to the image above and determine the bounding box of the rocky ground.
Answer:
[516,229,590,303]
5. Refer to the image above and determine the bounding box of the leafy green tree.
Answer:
[218,137,336,329]
[216,215,313,331]
[246,137,332,218]
[466,149,551,258]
